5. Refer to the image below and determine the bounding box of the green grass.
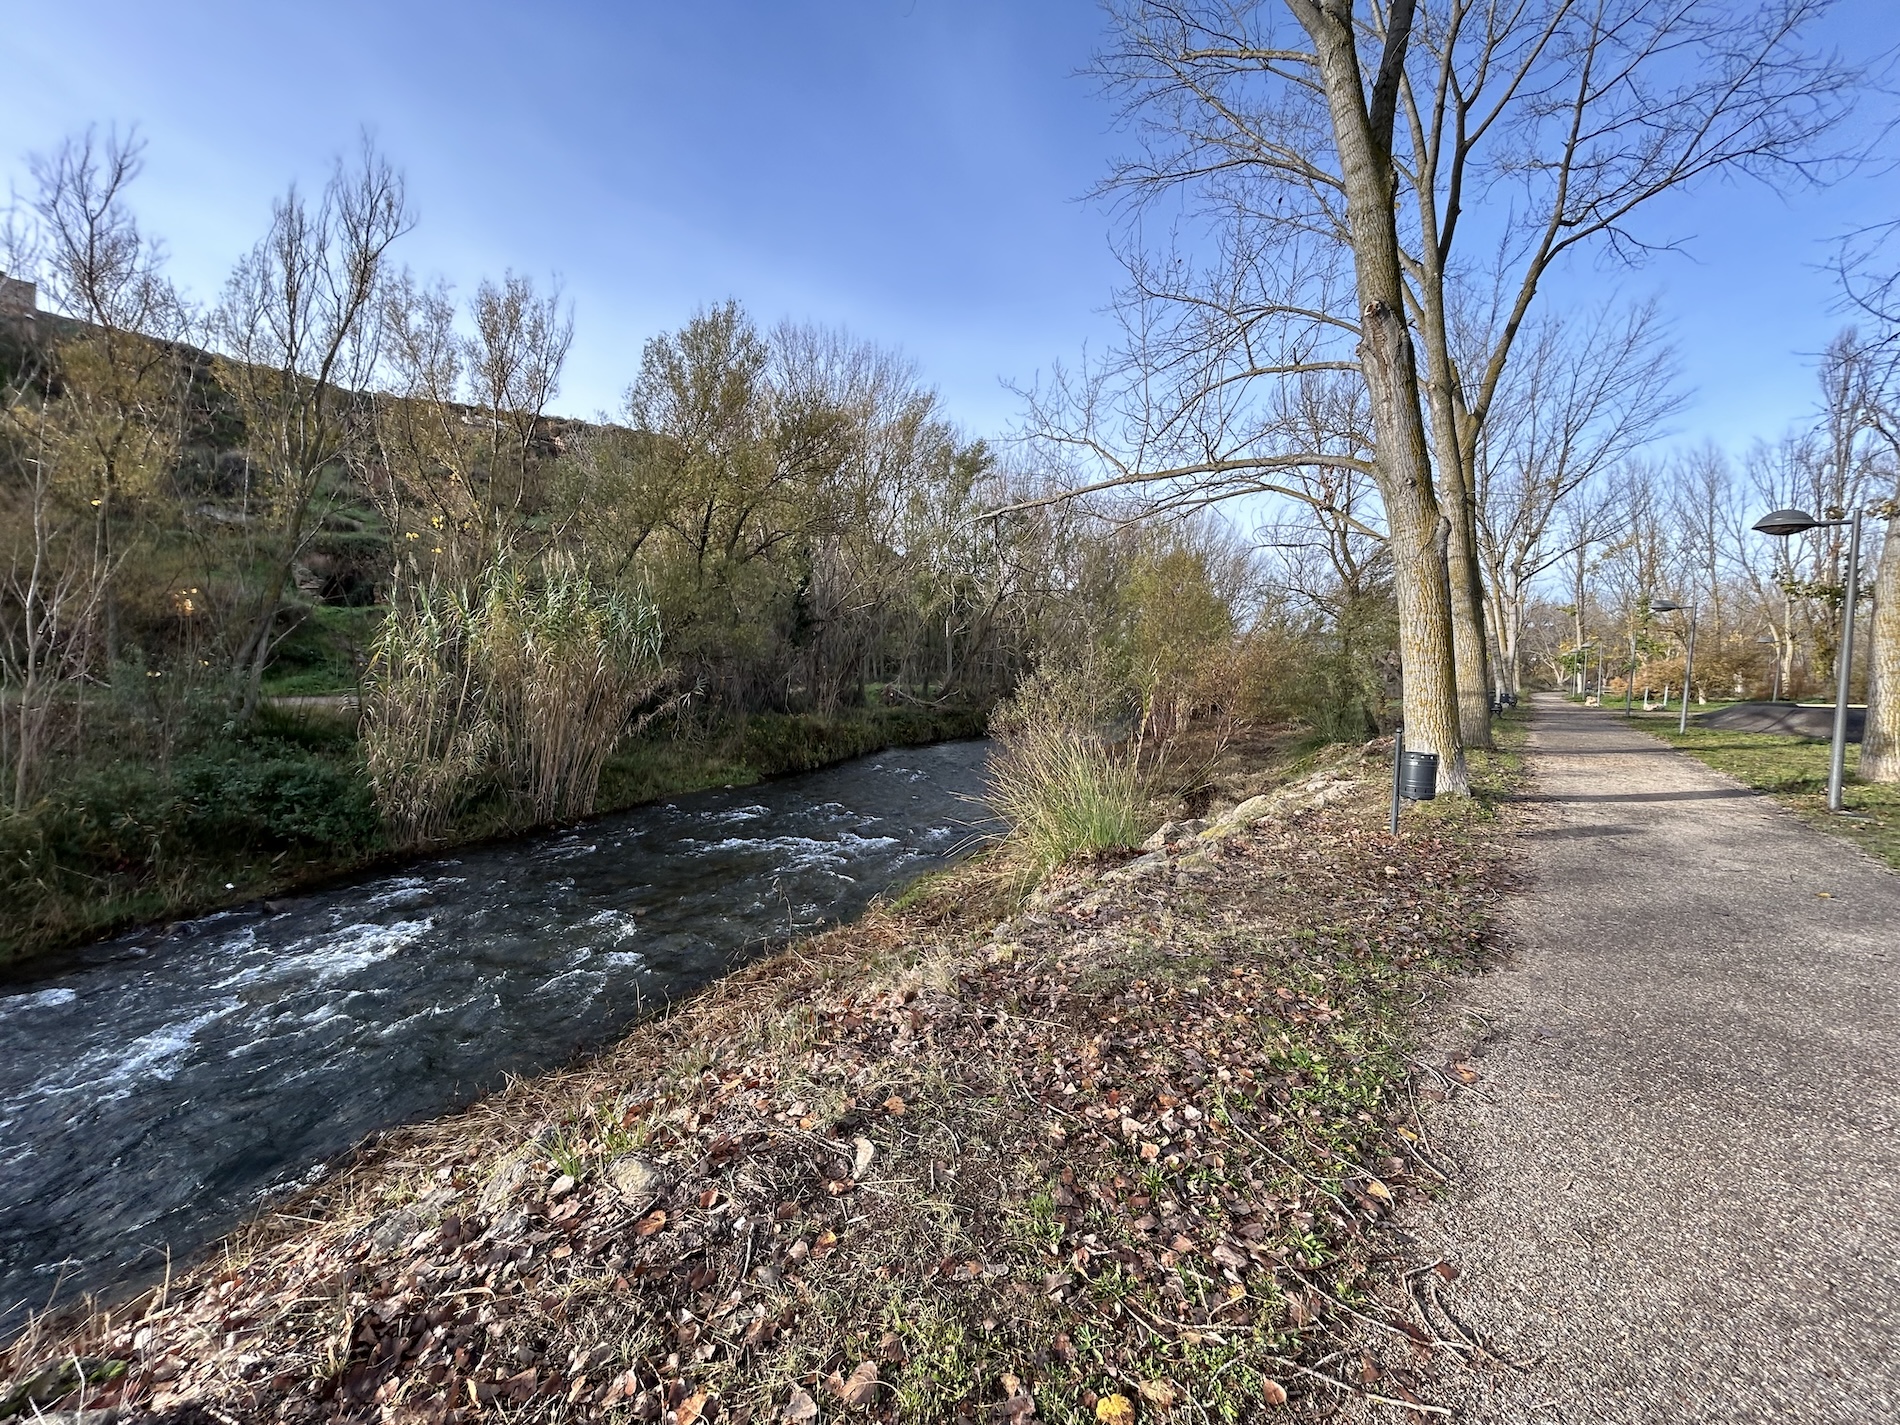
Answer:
[1619,709,1900,871]
[259,604,378,697]
[987,727,1152,879]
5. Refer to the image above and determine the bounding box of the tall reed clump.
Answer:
[361,558,668,846]
[987,663,1153,880]
[360,591,492,848]
[475,557,667,825]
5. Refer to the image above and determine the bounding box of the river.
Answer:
[0,739,994,1333]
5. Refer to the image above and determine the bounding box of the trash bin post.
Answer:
[1390,725,1403,836]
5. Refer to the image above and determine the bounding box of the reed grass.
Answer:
[361,557,669,845]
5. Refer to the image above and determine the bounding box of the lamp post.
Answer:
[1573,641,1596,699]
[1650,600,1697,734]
[1626,618,1639,719]
[1752,506,1864,813]
[1756,635,1781,702]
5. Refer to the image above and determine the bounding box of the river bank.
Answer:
[0,704,988,973]
[2,720,1525,1422]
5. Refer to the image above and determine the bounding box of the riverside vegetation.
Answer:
[0,707,1527,1423]
[2,132,1321,966]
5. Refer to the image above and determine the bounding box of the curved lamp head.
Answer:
[1753,507,1821,538]
[1649,598,1684,614]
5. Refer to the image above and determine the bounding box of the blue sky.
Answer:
[4,0,1895,461]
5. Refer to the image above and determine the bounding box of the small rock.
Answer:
[478,1155,536,1213]
[1222,794,1277,827]
[1140,821,1182,852]
[605,1154,664,1206]
[369,1207,423,1253]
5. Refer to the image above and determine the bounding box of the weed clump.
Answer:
[986,664,1154,878]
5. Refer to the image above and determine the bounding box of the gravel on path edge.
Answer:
[1370,695,1900,1423]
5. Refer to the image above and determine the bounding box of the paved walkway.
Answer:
[1407,695,1900,1422]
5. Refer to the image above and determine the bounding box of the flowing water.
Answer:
[0,739,994,1332]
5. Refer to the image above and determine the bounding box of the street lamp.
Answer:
[1626,617,1639,719]
[1756,635,1781,703]
[1650,600,1698,735]
[1751,506,1863,813]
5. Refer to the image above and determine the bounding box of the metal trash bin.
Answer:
[1398,750,1439,801]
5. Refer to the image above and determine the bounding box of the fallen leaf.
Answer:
[1095,1395,1136,1425]
[634,1210,667,1237]
[879,1330,908,1362]
[675,1387,711,1425]
[812,1229,839,1258]
[999,1372,1036,1420]
[883,1096,907,1115]
[698,1188,720,1209]
[1363,1179,1393,1202]
[1433,1260,1460,1282]
[829,1360,878,1406]
[782,1387,818,1421]
[1139,1378,1176,1408]
[1261,1378,1288,1405]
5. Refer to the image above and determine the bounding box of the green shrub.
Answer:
[174,753,380,850]
[0,742,384,963]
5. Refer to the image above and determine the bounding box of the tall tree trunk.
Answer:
[1418,363,1494,746]
[1858,510,1900,781]
[1294,0,1467,793]
[1412,261,1494,747]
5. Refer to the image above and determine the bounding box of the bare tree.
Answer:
[1809,252,1900,773]
[1,128,196,805]
[1388,0,1851,740]
[1014,0,1469,787]
[25,127,195,668]
[0,365,106,809]
[215,139,409,717]
[1474,300,1680,693]
[1016,0,1852,783]
[371,268,574,594]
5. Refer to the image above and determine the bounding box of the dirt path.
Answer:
[1406,694,1900,1421]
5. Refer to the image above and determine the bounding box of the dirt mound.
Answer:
[1697,701,1863,741]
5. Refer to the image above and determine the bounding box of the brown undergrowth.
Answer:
[2,738,1519,1425]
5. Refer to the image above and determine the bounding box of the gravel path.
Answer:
[1405,695,1900,1422]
